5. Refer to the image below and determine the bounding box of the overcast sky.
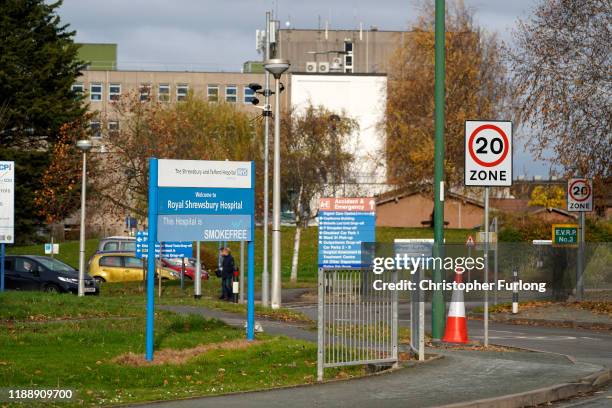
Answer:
[56,0,550,176]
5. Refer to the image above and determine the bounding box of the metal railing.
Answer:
[317,268,398,381]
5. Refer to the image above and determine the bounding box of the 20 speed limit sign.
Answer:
[464,120,512,186]
[567,178,592,212]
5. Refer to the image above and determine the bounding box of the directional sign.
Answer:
[135,231,192,259]
[0,161,15,244]
[465,121,512,186]
[318,197,376,268]
[567,178,593,212]
[44,243,59,255]
[552,224,578,247]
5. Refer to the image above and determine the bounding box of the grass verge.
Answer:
[0,292,359,407]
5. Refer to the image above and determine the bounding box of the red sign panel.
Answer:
[319,197,376,212]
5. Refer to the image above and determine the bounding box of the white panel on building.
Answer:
[290,74,389,196]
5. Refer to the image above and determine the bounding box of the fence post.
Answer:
[392,267,399,367]
[317,267,325,382]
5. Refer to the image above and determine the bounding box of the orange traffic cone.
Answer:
[442,268,468,343]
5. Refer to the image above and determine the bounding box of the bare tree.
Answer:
[509,0,611,179]
[281,105,357,282]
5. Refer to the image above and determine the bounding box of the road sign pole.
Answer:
[180,257,185,291]
[0,243,5,292]
[195,241,201,299]
[432,0,446,341]
[247,161,256,340]
[493,217,498,306]
[146,157,158,361]
[484,186,489,347]
[240,240,245,304]
[576,212,585,301]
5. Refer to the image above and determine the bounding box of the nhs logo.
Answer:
[236,168,248,176]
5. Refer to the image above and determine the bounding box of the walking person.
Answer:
[219,247,235,301]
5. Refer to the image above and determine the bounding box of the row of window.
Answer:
[72,82,256,104]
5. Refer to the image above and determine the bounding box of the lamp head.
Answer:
[264,59,290,78]
[76,139,93,152]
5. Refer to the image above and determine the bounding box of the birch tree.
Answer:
[281,105,357,282]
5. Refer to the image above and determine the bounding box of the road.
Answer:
[288,299,612,406]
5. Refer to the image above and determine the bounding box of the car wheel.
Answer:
[44,284,61,293]
[93,276,106,284]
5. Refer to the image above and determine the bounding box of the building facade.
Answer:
[276,28,407,74]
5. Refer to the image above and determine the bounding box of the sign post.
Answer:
[567,178,592,301]
[0,161,15,292]
[465,120,512,347]
[146,159,256,361]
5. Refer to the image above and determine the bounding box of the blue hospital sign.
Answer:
[155,159,254,242]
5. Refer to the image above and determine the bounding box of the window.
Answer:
[344,41,354,73]
[15,258,36,274]
[207,85,219,102]
[72,83,84,95]
[225,85,237,103]
[90,83,102,101]
[90,120,102,138]
[102,242,119,251]
[158,84,170,102]
[122,241,136,252]
[124,257,142,268]
[99,256,122,267]
[109,83,121,101]
[108,121,119,136]
[139,83,151,101]
[244,86,255,104]
[176,84,189,101]
[3,258,13,272]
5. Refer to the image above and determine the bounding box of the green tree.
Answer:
[0,0,85,243]
[0,0,85,147]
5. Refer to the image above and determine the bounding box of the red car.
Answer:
[160,258,209,280]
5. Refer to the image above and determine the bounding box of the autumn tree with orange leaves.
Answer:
[35,116,98,227]
[384,0,509,190]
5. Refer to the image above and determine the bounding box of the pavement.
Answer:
[151,302,610,408]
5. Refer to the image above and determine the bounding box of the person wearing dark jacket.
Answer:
[219,247,235,300]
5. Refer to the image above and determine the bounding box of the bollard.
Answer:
[232,269,239,303]
[512,268,519,314]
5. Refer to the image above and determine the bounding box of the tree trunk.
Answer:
[290,186,304,282]
[290,224,301,283]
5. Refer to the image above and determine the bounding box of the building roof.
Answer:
[375,186,484,208]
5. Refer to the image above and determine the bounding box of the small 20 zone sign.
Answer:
[465,121,512,186]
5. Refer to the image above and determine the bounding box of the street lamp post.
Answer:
[76,139,93,297]
[264,58,290,309]
[262,11,272,307]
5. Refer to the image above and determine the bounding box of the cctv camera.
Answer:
[248,83,262,92]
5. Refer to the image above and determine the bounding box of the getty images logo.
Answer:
[236,168,248,176]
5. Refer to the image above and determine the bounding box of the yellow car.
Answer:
[88,252,179,283]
